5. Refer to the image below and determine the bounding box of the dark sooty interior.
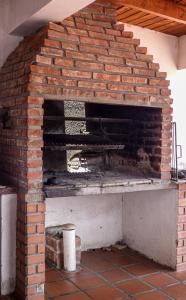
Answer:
[43,100,162,186]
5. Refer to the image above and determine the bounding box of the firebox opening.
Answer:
[43,100,162,196]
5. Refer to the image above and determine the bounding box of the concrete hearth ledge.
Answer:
[44,178,177,198]
[0,185,16,195]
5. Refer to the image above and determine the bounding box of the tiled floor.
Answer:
[45,248,186,300]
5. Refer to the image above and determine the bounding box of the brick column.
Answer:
[15,96,45,300]
[177,183,186,271]
[16,194,45,300]
[160,107,173,181]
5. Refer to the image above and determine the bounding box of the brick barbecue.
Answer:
[0,0,185,299]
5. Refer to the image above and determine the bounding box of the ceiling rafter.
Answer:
[111,0,186,25]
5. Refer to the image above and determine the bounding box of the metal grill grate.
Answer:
[171,122,178,181]
[171,122,182,181]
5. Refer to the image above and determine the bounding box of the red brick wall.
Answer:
[0,28,47,189]
[177,183,186,271]
[0,0,174,298]
[16,197,45,300]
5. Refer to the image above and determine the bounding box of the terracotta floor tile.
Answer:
[45,249,186,300]
[45,279,78,297]
[117,279,152,295]
[143,272,178,287]
[163,283,186,299]
[125,263,158,276]
[169,270,186,281]
[81,251,99,263]
[60,268,92,279]
[100,269,131,282]
[70,273,106,289]
[86,249,113,258]
[46,265,52,271]
[83,258,114,272]
[46,269,64,282]
[134,291,171,300]
[93,250,127,261]
[87,285,124,300]
[129,254,153,264]
[54,291,91,300]
[108,255,138,266]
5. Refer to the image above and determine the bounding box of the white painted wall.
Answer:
[0,0,94,66]
[46,189,177,268]
[0,0,94,35]
[123,189,177,269]
[0,28,22,69]
[170,68,186,169]
[0,0,50,34]
[46,194,123,250]
[0,193,17,295]
[12,0,95,36]
[125,24,186,168]
[178,35,186,70]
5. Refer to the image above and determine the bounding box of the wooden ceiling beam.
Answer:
[113,0,186,25]
[146,19,172,30]
[152,21,176,31]
[119,11,147,23]
[130,14,156,26]
[163,23,186,35]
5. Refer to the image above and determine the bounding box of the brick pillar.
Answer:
[15,96,45,300]
[177,183,186,271]
[160,107,173,181]
[16,194,45,300]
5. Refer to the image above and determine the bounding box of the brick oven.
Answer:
[43,100,166,197]
[0,0,185,299]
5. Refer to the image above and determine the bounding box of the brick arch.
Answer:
[0,0,173,299]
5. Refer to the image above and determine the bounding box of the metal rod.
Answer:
[171,122,178,182]
[44,116,133,123]
[44,144,125,151]
[175,122,178,181]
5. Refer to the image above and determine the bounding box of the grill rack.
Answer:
[43,144,125,151]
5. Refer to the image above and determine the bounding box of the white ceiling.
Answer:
[0,0,94,35]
